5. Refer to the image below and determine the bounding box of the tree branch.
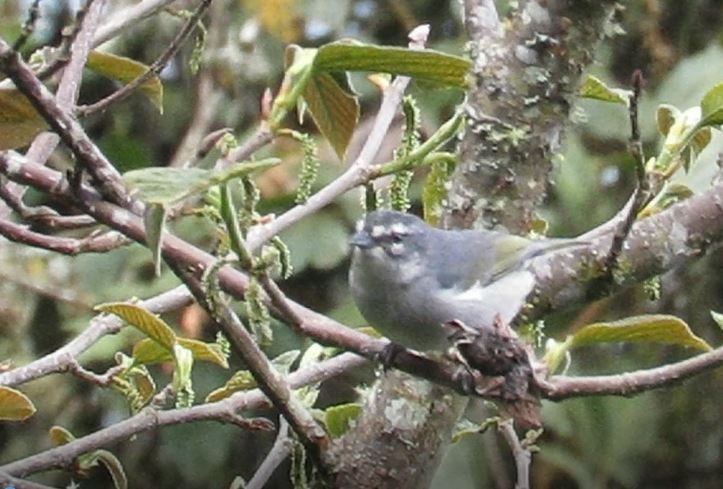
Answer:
[1,352,367,478]
[0,36,131,208]
[76,0,212,116]
[0,285,192,387]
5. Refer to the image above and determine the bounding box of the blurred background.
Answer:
[0,0,722,487]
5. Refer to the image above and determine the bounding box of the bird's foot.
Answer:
[376,342,407,371]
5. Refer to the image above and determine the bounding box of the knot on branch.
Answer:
[444,319,542,429]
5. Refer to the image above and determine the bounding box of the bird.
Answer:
[348,210,577,353]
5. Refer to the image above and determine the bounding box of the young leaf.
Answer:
[96,302,177,351]
[49,425,76,446]
[699,81,723,127]
[0,88,48,150]
[123,158,280,205]
[172,344,194,406]
[132,337,229,368]
[0,386,36,421]
[655,104,680,136]
[86,50,163,112]
[578,75,631,105]
[313,42,470,88]
[270,349,301,376]
[570,314,712,351]
[205,370,257,402]
[143,203,167,277]
[324,403,362,438]
[302,71,359,160]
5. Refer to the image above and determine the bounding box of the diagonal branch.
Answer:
[76,0,212,116]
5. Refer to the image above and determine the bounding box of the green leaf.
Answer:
[324,403,362,438]
[689,127,712,156]
[270,349,301,376]
[313,42,470,88]
[132,337,229,368]
[205,369,257,402]
[578,75,631,105]
[96,302,177,350]
[699,81,723,127]
[143,203,167,277]
[711,311,723,331]
[0,386,36,421]
[86,50,163,112]
[0,88,48,150]
[302,71,359,160]
[655,104,680,136]
[123,158,280,205]
[570,315,712,352]
[49,425,76,446]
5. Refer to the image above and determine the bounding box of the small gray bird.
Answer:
[349,210,573,352]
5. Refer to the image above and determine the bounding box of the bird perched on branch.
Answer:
[349,210,577,353]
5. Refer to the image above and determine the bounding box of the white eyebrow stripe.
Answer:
[390,223,409,235]
[371,225,386,238]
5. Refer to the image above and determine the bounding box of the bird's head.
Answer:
[349,210,429,261]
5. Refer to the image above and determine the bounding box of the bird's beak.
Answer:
[349,230,375,249]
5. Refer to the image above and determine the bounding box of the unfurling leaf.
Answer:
[578,75,631,105]
[143,203,167,277]
[96,302,177,350]
[0,386,36,421]
[87,50,163,112]
[324,403,362,438]
[0,88,48,150]
[570,314,712,351]
[86,450,128,489]
[172,344,194,407]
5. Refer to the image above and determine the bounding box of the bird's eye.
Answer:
[390,233,403,243]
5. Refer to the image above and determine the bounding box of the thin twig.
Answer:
[1,0,107,219]
[0,285,192,387]
[215,124,274,169]
[544,345,723,400]
[0,471,59,489]
[246,418,292,489]
[0,37,131,209]
[0,181,97,230]
[1,352,367,478]
[12,0,43,51]
[0,217,129,255]
[498,420,531,489]
[92,0,177,47]
[76,0,212,116]
[66,358,125,386]
[602,70,649,282]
